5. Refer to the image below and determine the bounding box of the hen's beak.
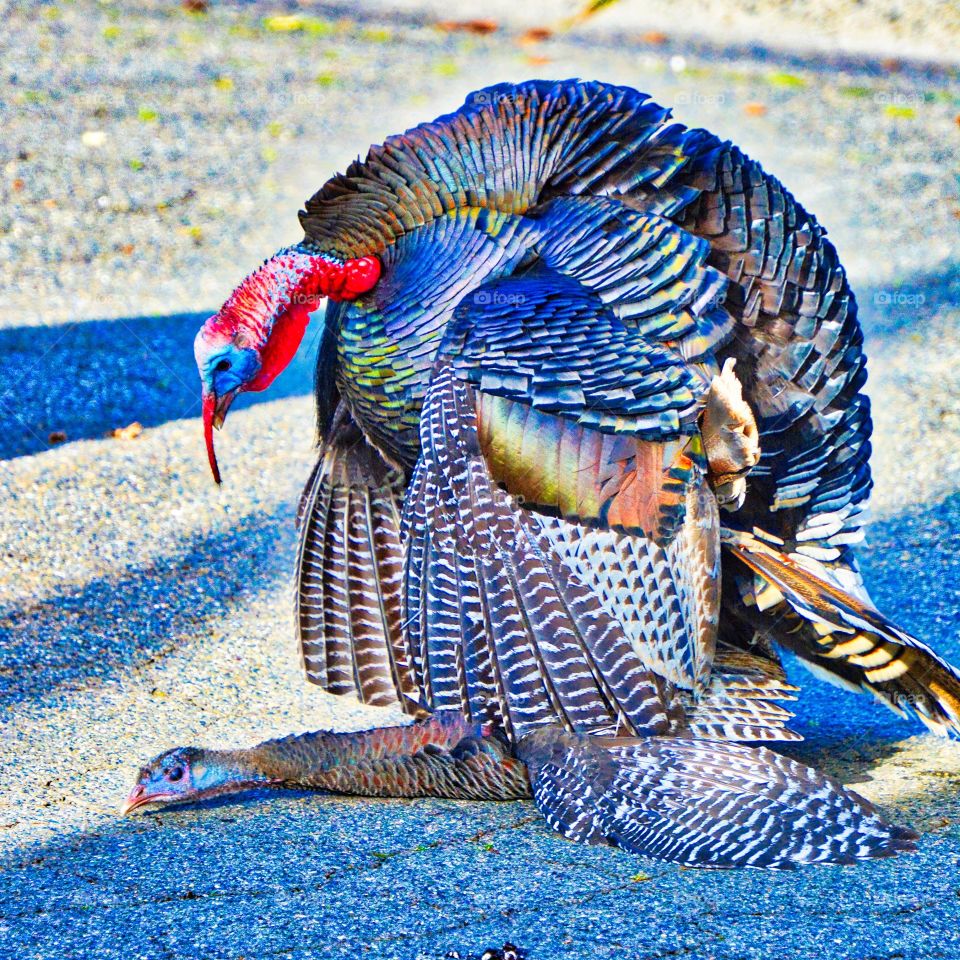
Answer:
[201,389,238,486]
[120,783,163,816]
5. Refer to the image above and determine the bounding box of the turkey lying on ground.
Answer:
[125,79,960,869]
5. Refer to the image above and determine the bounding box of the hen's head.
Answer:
[195,244,380,483]
[121,746,208,814]
[121,745,278,814]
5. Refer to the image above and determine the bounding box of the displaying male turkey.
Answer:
[125,80,960,870]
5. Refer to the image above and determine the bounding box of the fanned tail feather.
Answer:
[723,528,960,737]
[518,726,917,869]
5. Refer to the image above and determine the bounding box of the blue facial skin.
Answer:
[200,342,262,398]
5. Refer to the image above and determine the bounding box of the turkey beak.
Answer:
[201,389,237,486]
[213,388,237,430]
[120,783,151,816]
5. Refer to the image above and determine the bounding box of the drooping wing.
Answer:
[398,262,712,734]
[454,204,799,739]
[295,406,421,714]
[402,361,680,741]
[518,726,917,869]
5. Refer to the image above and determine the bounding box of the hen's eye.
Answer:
[167,766,184,782]
[214,359,231,373]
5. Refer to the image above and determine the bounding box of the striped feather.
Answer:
[405,363,675,739]
[475,393,699,543]
[534,473,719,694]
[295,409,419,711]
[518,726,917,869]
[445,267,714,447]
[680,647,801,743]
[724,528,960,737]
[301,81,671,257]
[530,196,732,361]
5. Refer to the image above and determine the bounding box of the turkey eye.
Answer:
[167,766,184,782]
[214,359,231,372]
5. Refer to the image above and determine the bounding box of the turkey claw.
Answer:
[701,358,760,511]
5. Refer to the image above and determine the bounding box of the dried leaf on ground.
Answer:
[111,422,143,440]
[518,27,553,45]
[435,19,498,35]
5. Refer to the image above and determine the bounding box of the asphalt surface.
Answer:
[2,3,960,959]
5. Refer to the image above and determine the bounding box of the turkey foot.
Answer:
[700,358,760,510]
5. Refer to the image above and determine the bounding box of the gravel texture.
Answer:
[1,2,960,959]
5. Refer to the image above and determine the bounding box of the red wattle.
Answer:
[232,252,379,391]
[247,304,311,392]
[341,255,381,298]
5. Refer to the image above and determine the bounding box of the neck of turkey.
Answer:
[122,714,529,814]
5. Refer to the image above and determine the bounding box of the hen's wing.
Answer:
[518,726,917,869]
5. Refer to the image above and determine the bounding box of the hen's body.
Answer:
[140,79,960,870]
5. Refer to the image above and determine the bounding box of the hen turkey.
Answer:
[128,80,960,869]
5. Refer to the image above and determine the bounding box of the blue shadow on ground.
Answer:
[0,310,324,461]
[0,501,295,710]
[0,448,957,960]
[2,487,955,958]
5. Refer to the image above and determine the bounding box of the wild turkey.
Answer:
[129,80,960,869]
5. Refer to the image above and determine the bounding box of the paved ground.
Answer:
[1,2,960,959]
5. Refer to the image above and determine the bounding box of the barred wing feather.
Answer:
[518,726,917,869]
[295,410,420,712]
